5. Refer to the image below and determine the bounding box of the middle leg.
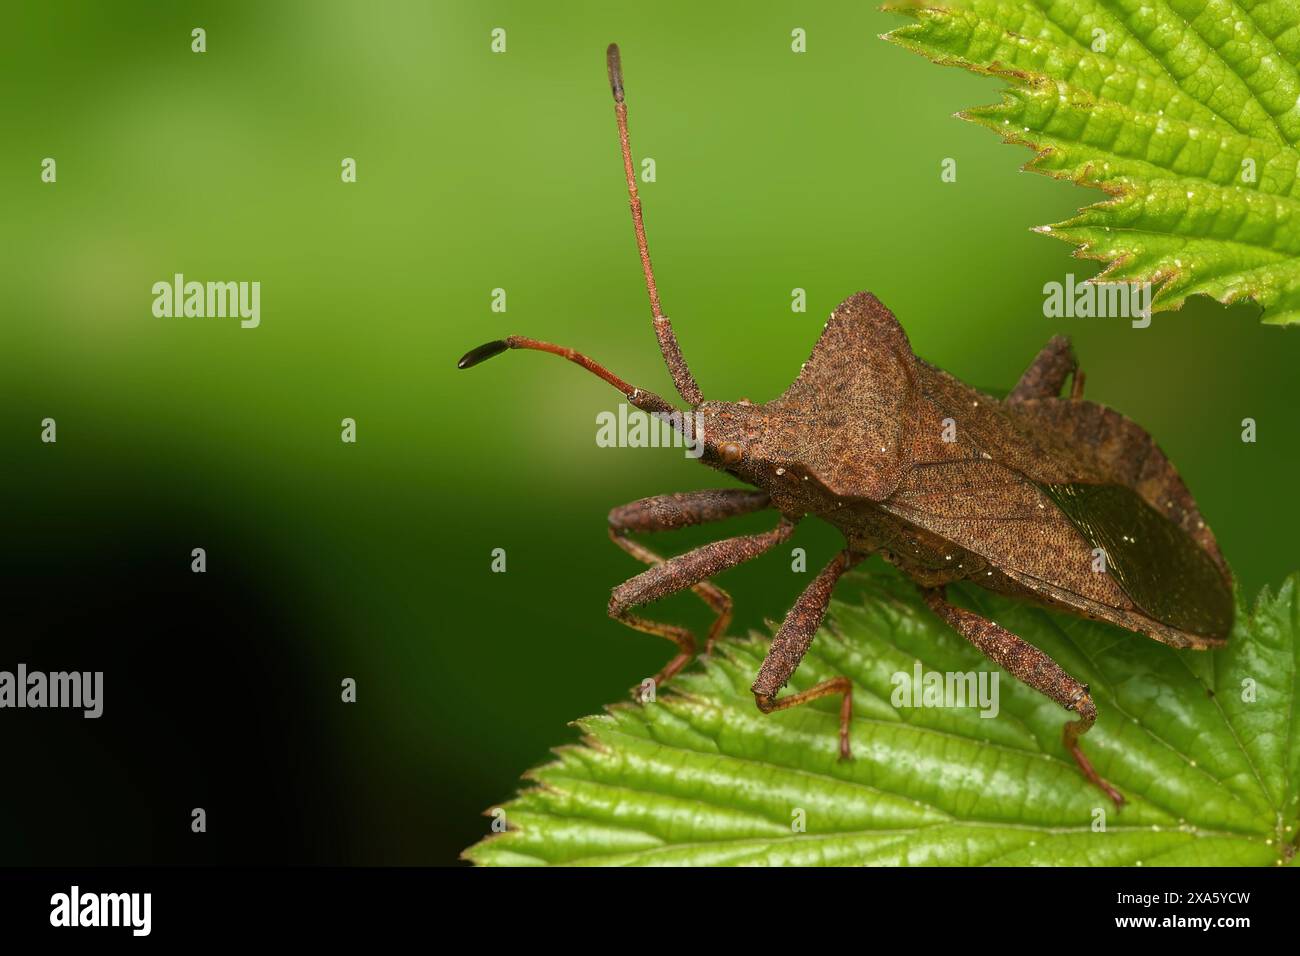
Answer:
[751,550,864,760]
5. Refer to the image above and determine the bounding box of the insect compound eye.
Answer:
[719,441,744,465]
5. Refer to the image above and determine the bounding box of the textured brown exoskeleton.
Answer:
[458,44,1234,807]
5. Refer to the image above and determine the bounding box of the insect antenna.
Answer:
[458,335,681,419]
[606,43,703,407]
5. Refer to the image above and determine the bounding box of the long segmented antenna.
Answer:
[458,336,680,419]
[606,43,703,407]
[456,45,703,422]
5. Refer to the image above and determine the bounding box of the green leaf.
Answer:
[883,0,1300,325]
[464,567,1300,866]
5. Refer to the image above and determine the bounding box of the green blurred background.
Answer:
[3,1,1296,865]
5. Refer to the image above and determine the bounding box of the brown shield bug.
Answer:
[458,44,1234,807]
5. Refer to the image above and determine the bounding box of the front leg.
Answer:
[919,585,1124,807]
[609,516,795,688]
[751,550,864,760]
[609,489,772,654]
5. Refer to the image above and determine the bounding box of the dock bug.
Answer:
[458,44,1234,807]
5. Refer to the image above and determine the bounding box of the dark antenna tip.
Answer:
[606,43,624,103]
[458,339,510,370]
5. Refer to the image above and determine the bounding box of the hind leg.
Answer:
[919,585,1124,807]
[1008,334,1084,402]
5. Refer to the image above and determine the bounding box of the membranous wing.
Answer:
[1040,482,1232,640]
[883,368,1233,644]
[882,458,1142,618]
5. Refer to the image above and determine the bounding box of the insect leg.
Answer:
[609,517,795,689]
[1007,334,1084,402]
[751,550,864,760]
[919,585,1125,807]
[609,490,772,654]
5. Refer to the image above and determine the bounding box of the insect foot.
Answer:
[1064,690,1126,809]
[754,679,855,761]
